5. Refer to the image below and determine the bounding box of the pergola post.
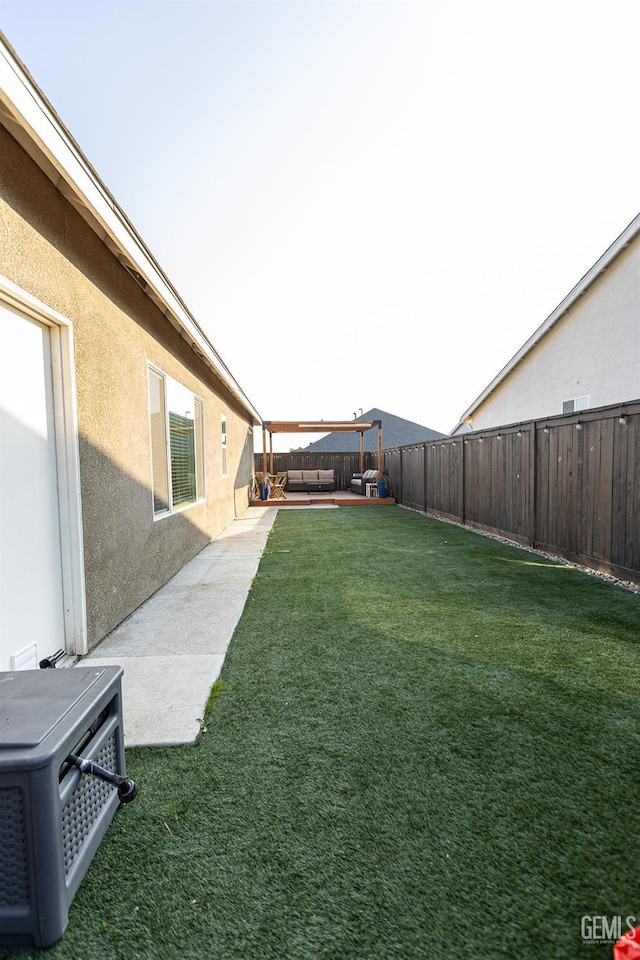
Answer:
[259,420,381,486]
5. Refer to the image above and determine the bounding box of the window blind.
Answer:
[169,411,196,507]
[148,366,204,516]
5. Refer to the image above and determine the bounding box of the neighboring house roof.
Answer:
[0,35,261,425]
[450,212,640,434]
[304,408,446,452]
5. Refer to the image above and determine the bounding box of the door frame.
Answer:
[0,274,87,655]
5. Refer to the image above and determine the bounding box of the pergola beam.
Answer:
[264,420,378,433]
[261,419,384,476]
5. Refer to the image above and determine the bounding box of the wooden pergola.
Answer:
[262,420,383,476]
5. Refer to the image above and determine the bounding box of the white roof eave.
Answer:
[0,35,261,425]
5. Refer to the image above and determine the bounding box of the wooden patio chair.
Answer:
[270,472,288,499]
[252,472,267,500]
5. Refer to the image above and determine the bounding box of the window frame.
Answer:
[221,413,229,477]
[562,395,590,414]
[148,363,206,519]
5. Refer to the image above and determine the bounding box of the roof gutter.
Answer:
[450,212,640,434]
[0,34,262,425]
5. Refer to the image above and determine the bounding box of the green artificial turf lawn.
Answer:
[8,509,639,960]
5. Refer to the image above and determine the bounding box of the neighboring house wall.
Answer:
[1,123,255,653]
[454,220,640,433]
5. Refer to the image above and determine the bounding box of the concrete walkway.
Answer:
[85,507,277,748]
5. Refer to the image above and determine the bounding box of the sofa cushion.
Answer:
[317,469,334,480]
[363,469,377,480]
[302,470,319,481]
[287,470,303,481]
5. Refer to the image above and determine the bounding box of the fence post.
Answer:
[461,436,466,525]
[530,422,537,546]
[424,443,428,513]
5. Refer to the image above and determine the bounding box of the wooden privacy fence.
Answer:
[383,401,640,584]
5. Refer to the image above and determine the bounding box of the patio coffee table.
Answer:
[307,481,333,493]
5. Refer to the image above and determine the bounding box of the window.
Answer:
[148,366,205,517]
[562,395,589,414]
[221,414,228,476]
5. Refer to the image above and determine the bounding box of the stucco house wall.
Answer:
[0,72,258,652]
[453,217,640,433]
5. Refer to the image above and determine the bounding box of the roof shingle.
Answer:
[304,408,446,452]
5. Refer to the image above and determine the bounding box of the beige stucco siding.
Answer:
[1,126,254,647]
[464,238,640,431]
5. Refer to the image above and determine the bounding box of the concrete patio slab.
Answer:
[85,654,226,747]
[82,506,276,747]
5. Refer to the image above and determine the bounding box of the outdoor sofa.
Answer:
[286,469,335,492]
[350,468,380,495]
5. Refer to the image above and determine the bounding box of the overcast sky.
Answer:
[2,0,639,448]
